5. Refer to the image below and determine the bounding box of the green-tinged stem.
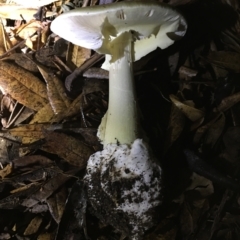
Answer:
[100,32,139,146]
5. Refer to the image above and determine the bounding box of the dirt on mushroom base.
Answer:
[84,139,162,239]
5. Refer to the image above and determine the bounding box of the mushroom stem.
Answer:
[98,31,139,146]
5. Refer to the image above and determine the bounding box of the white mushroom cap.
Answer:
[51,1,187,64]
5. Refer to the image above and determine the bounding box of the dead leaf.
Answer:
[37,232,55,240]
[204,113,225,147]
[0,61,48,110]
[0,164,12,178]
[12,155,52,168]
[0,75,47,111]
[43,131,93,167]
[0,184,41,209]
[186,173,214,197]
[24,216,42,236]
[5,53,38,72]
[30,103,55,124]
[193,113,225,145]
[221,127,240,163]
[15,20,50,50]
[66,43,91,71]
[0,61,47,99]
[0,21,11,54]
[214,91,240,112]
[55,180,87,240]
[30,168,79,202]
[64,93,83,118]
[38,65,71,115]
[46,187,67,223]
[164,104,185,153]
[206,51,240,72]
[10,183,38,194]
[170,94,205,122]
[9,123,51,142]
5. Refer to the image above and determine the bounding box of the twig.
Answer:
[65,52,104,91]
[0,32,36,59]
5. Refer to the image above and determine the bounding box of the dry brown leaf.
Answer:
[0,61,48,111]
[66,43,91,70]
[46,187,67,223]
[9,123,51,140]
[186,173,214,197]
[15,20,50,50]
[64,93,83,118]
[30,168,79,202]
[38,65,71,115]
[164,104,185,153]
[44,131,94,167]
[204,113,225,147]
[206,51,240,72]
[37,232,54,240]
[170,94,205,122]
[193,113,223,144]
[0,21,10,54]
[4,53,38,72]
[0,61,48,99]
[24,216,42,236]
[214,91,240,112]
[0,76,47,111]
[0,164,12,178]
[30,103,55,124]
[10,183,38,194]
[16,20,40,38]
[12,155,52,168]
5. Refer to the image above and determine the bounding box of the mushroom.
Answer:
[51,1,187,239]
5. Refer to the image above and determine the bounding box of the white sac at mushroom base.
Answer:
[85,139,162,238]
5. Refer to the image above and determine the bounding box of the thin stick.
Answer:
[0,32,36,59]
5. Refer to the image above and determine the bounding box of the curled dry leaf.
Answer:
[43,131,94,167]
[186,173,214,197]
[64,93,83,118]
[193,113,224,145]
[0,164,12,179]
[66,43,91,70]
[38,65,71,115]
[0,21,12,55]
[13,20,51,50]
[214,91,240,112]
[170,94,205,122]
